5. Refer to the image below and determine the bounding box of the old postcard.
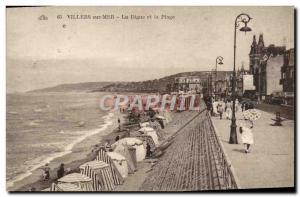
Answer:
[6,6,295,192]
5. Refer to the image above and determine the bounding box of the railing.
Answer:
[170,104,240,190]
[206,111,240,189]
[140,101,239,191]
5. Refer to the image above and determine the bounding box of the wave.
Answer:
[7,112,115,190]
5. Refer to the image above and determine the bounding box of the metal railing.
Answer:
[206,111,240,189]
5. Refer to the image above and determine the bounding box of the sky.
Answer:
[6,6,294,92]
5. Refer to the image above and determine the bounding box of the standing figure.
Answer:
[239,120,254,153]
[57,163,65,179]
[235,99,239,112]
[217,101,224,119]
[118,118,121,131]
[225,100,232,119]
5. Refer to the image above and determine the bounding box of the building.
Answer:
[202,73,213,96]
[172,71,233,97]
[174,76,203,93]
[249,34,285,100]
[280,48,295,105]
[215,73,231,98]
[236,65,248,97]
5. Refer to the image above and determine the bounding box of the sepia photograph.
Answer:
[6,6,295,192]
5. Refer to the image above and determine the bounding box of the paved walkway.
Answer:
[211,108,294,189]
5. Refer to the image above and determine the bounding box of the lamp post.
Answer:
[229,13,252,144]
[215,56,224,98]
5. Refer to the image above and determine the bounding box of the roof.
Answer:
[79,160,109,170]
[55,183,83,191]
[118,137,144,146]
[58,173,92,183]
[138,127,155,133]
[140,122,150,127]
[107,152,126,161]
[155,115,166,120]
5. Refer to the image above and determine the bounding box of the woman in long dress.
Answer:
[235,99,239,112]
[225,101,232,119]
[239,119,254,153]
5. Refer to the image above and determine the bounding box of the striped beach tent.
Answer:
[106,152,128,178]
[49,182,82,192]
[96,149,124,185]
[58,173,94,191]
[113,144,137,173]
[49,183,57,192]
[80,161,115,191]
[81,165,98,191]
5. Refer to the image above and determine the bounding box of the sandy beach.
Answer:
[10,108,199,192]
[8,109,124,191]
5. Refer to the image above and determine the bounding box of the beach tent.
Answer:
[138,127,155,133]
[112,138,146,162]
[96,149,124,185]
[161,111,173,124]
[155,115,166,120]
[149,120,162,132]
[140,122,150,128]
[155,115,167,128]
[106,152,128,178]
[49,182,82,192]
[80,160,115,191]
[57,173,94,191]
[113,144,137,173]
[138,127,159,145]
[135,135,156,153]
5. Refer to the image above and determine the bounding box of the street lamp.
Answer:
[229,13,252,144]
[215,56,224,97]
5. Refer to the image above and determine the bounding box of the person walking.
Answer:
[118,118,121,131]
[235,98,239,112]
[241,102,245,112]
[239,119,254,153]
[225,100,232,119]
[217,101,224,119]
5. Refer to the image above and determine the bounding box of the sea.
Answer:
[6,92,116,189]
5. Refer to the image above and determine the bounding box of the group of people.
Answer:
[213,98,239,120]
[39,163,67,182]
[205,96,256,154]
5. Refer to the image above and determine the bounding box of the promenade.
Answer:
[211,108,294,189]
